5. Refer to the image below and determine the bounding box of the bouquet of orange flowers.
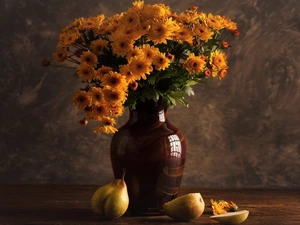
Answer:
[46,0,239,134]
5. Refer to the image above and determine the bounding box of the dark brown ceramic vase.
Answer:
[110,99,187,215]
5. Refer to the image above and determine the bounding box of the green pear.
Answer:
[91,170,129,220]
[163,193,205,221]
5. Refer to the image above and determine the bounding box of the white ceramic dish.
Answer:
[210,210,249,224]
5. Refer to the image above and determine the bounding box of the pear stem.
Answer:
[121,168,126,182]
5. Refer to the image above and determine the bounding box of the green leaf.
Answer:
[147,74,157,85]
[183,86,194,96]
[168,92,189,107]
[186,80,199,86]
[141,88,160,102]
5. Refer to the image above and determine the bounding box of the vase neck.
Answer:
[128,100,167,126]
[129,109,166,124]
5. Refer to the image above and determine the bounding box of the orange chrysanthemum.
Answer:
[140,44,160,61]
[101,116,116,127]
[175,11,199,24]
[103,88,127,106]
[184,53,206,74]
[152,53,171,71]
[95,66,113,80]
[101,72,128,90]
[76,62,95,82]
[147,18,178,44]
[52,46,68,63]
[119,64,137,83]
[174,25,194,44]
[132,0,144,9]
[128,57,153,80]
[91,104,109,117]
[60,31,80,47]
[89,40,109,55]
[193,23,214,42]
[88,87,105,104]
[126,47,143,60]
[140,4,169,20]
[72,90,92,110]
[222,16,237,31]
[205,13,225,30]
[93,124,118,134]
[110,104,124,117]
[111,37,134,57]
[113,26,143,42]
[119,10,141,29]
[80,51,98,68]
[81,18,97,30]
[211,199,238,215]
[210,50,228,70]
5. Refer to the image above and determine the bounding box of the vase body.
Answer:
[110,100,187,215]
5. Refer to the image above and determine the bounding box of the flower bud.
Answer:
[204,69,211,77]
[192,39,200,47]
[219,69,227,79]
[166,53,174,61]
[79,118,88,126]
[222,41,229,48]
[41,59,50,67]
[129,81,138,91]
[232,29,240,37]
[74,49,83,57]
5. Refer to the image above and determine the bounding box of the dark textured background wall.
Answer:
[0,0,299,188]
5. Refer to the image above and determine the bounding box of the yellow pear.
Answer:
[91,170,129,220]
[210,210,249,224]
[163,193,205,221]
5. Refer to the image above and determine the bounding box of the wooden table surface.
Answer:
[0,185,299,225]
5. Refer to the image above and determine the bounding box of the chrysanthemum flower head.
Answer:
[76,62,95,82]
[101,71,128,91]
[103,88,127,106]
[147,18,179,44]
[222,16,237,31]
[95,66,113,80]
[72,90,92,110]
[88,87,105,104]
[52,46,68,63]
[128,56,153,80]
[203,13,225,30]
[132,0,144,9]
[210,50,228,70]
[89,40,109,55]
[152,52,171,71]
[192,23,214,42]
[91,104,109,117]
[80,50,98,68]
[111,36,135,57]
[59,30,80,47]
[126,47,143,60]
[174,25,194,44]
[93,124,118,134]
[140,44,160,61]
[119,9,141,29]
[120,65,136,83]
[141,4,168,20]
[184,53,206,74]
